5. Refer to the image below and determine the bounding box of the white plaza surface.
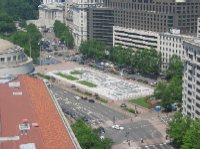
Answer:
[48,68,154,100]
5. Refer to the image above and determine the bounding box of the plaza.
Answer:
[48,68,154,100]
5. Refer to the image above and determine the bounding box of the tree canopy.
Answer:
[53,20,74,49]
[80,40,106,60]
[9,24,42,61]
[167,112,200,149]
[72,120,113,149]
[166,55,183,80]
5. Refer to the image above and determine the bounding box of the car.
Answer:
[112,125,124,130]
[98,127,105,134]
[81,96,88,100]
[88,99,95,103]
[120,103,127,108]
[74,96,80,100]
[100,136,105,140]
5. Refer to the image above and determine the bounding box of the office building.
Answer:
[197,17,200,39]
[182,39,200,119]
[105,0,200,35]
[87,7,114,46]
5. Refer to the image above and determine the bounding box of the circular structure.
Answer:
[0,39,34,76]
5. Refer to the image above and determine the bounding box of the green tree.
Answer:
[53,20,74,48]
[131,48,161,76]
[166,55,183,80]
[0,12,16,33]
[167,112,192,147]
[9,24,41,61]
[110,46,132,66]
[79,40,106,60]
[72,120,113,149]
[181,120,200,149]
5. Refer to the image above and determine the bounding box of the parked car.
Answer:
[112,125,124,130]
[120,103,127,108]
[88,99,95,103]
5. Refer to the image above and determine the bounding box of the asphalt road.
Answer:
[49,85,167,145]
[49,85,127,126]
[105,120,162,144]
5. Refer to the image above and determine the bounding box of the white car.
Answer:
[112,125,124,130]
[100,136,105,140]
[74,96,80,100]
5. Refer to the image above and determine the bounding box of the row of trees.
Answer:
[53,20,74,49]
[154,55,183,109]
[167,112,200,149]
[79,40,161,76]
[72,120,113,149]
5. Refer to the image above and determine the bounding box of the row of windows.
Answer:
[0,54,25,63]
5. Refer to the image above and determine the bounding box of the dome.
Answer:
[0,39,16,54]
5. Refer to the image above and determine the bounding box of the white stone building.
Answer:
[0,39,34,76]
[70,0,104,46]
[38,3,64,28]
[158,31,193,72]
[182,39,200,119]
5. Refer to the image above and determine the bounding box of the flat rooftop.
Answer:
[0,75,75,149]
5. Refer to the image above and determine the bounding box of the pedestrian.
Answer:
[140,138,143,143]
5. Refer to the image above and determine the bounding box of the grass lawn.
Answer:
[78,80,97,88]
[37,73,51,80]
[56,72,78,81]
[129,98,150,108]
[70,70,83,75]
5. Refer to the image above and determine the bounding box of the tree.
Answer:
[131,48,161,76]
[9,23,42,61]
[110,46,132,66]
[79,40,106,60]
[166,55,183,80]
[0,12,16,33]
[181,120,200,149]
[167,112,192,147]
[53,20,74,48]
[72,120,113,149]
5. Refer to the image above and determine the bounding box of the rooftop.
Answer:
[0,75,75,149]
[0,39,16,53]
[184,38,200,47]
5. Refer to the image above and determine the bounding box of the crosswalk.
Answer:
[139,143,174,149]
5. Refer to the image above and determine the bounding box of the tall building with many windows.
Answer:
[104,0,200,35]
[87,7,114,46]
[182,39,200,119]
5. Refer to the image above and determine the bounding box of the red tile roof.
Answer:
[0,75,75,149]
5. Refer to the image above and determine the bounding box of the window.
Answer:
[0,57,4,62]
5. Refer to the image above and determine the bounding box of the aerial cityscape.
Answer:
[0,0,200,149]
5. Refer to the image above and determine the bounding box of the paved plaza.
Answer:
[48,68,154,100]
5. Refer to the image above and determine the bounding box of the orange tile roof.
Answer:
[0,75,75,149]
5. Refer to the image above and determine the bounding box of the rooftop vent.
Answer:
[20,143,36,149]
[9,81,20,88]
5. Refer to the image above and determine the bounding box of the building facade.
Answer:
[42,0,62,4]
[197,17,200,39]
[113,26,159,50]
[70,0,104,46]
[158,30,193,71]
[0,39,34,76]
[87,7,114,46]
[182,39,200,119]
[38,3,64,28]
[104,0,200,35]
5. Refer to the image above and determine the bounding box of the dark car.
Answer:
[120,103,127,108]
[98,127,105,134]
[88,99,95,103]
